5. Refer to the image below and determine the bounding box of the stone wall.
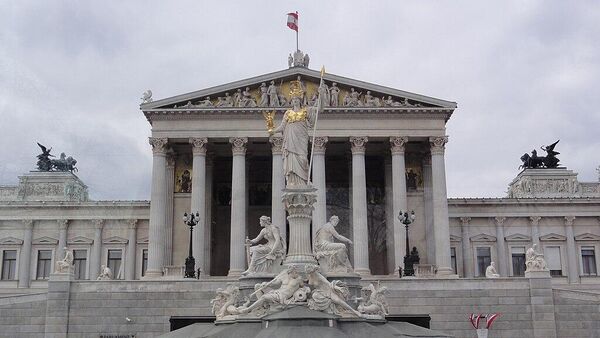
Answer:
[553,288,600,338]
[0,293,47,338]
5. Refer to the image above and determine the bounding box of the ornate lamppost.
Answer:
[183,212,199,278]
[398,210,416,276]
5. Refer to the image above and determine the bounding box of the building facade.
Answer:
[1,57,599,337]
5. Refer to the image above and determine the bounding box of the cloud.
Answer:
[1,1,599,200]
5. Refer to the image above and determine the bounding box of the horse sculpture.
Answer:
[519,140,560,170]
[36,143,78,173]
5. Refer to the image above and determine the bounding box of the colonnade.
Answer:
[146,135,453,277]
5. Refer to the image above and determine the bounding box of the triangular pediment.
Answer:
[141,67,456,112]
[102,236,128,245]
[449,234,462,242]
[470,234,497,242]
[574,233,600,241]
[0,236,24,245]
[32,236,58,245]
[67,236,94,245]
[505,233,532,242]
[540,233,567,241]
[136,237,149,244]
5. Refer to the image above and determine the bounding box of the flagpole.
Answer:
[296,11,299,51]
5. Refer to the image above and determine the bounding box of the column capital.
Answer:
[22,219,34,230]
[269,136,284,155]
[564,216,576,226]
[229,137,248,156]
[530,216,542,225]
[349,136,368,154]
[127,219,138,229]
[190,137,208,155]
[149,137,169,155]
[57,219,69,230]
[460,217,471,226]
[429,136,448,155]
[311,136,329,155]
[494,216,506,226]
[390,136,409,155]
[92,219,105,230]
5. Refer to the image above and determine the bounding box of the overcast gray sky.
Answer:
[1,1,599,200]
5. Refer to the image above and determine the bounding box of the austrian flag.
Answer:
[287,12,298,31]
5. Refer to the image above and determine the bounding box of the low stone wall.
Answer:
[2,276,600,337]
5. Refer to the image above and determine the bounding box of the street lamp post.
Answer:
[183,212,199,278]
[399,210,416,276]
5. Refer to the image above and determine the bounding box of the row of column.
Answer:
[460,216,580,283]
[147,135,452,277]
[16,218,138,287]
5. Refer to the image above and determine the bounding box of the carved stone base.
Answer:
[525,269,551,278]
[282,185,317,266]
[14,171,89,202]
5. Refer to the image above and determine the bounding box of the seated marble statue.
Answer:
[314,216,353,273]
[97,265,112,280]
[211,284,242,320]
[357,283,389,318]
[307,265,361,317]
[242,216,286,275]
[55,247,73,273]
[485,262,500,278]
[525,244,548,272]
[237,265,304,315]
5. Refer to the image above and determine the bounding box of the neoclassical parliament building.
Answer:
[1,53,599,337]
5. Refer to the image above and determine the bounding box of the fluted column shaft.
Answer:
[190,138,208,273]
[146,137,169,277]
[530,216,541,247]
[423,157,435,264]
[56,220,69,262]
[384,160,395,274]
[460,217,473,278]
[204,157,213,275]
[228,137,248,276]
[270,136,286,240]
[164,154,175,266]
[565,216,579,283]
[390,136,408,273]
[89,219,104,280]
[350,136,370,275]
[126,219,138,280]
[430,136,452,275]
[495,217,508,276]
[18,220,33,288]
[311,136,328,240]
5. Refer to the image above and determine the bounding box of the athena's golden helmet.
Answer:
[289,80,304,99]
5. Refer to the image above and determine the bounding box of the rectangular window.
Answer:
[107,250,122,279]
[511,247,526,277]
[1,250,17,280]
[73,250,87,280]
[450,247,457,275]
[476,247,491,277]
[36,250,52,279]
[545,246,562,276]
[142,249,148,277]
[582,247,597,275]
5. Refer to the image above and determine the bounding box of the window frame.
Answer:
[35,249,54,280]
[579,245,598,276]
[1,249,18,281]
[542,245,564,277]
[72,248,89,280]
[474,246,493,277]
[508,245,526,277]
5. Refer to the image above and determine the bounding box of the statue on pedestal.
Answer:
[55,247,73,273]
[97,265,112,280]
[485,262,500,278]
[314,216,353,273]
[525,244,548,272]
[242,216,286,275]
[307,266,361,317]
[270,78,326,187]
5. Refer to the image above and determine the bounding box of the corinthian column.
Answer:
[190,137,208,273]
[146,137,169,278]
[564,216,578,283]
[164,153,175,266]
[228,137,248,276]
[460,217,473,278]
[390,136,408,274]
[311,136,328,240]
[270,136,286,240]
[89,219,104,280]
[350,136,370,275]
[18,220,33,288]
[125,219,138,280]
[429,136,453,275]
[530,216,541,247]
[494,217,507,276]
[56,219,69,262]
